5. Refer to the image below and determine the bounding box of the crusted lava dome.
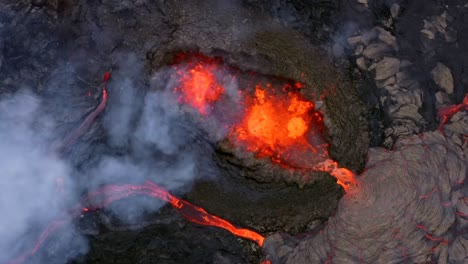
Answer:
[264,112,468,263]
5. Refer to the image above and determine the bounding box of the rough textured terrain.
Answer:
[0,0,353,263]
[265,117,468,263]
[264,0,468,263]
[1,0,468,263]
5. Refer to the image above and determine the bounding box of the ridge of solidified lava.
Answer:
[264,110,468,263]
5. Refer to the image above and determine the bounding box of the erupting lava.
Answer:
[171,53,355,190]
[11,61,362,263]
[174,59,225,115]
[9,71,264,264]
[231,85,326,163]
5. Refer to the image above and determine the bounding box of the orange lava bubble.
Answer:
[174,63,224,115]
[231,85,322,162]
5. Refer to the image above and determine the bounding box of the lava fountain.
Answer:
[230,85,327,165]
[171,53,230,116]
[172,53,356,190]
[11,54,360,263]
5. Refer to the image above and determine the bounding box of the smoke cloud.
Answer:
[0,44,237,262]
[0,90,87,263]
[92,56,202,223]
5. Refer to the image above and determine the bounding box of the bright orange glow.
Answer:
[231,85,324,163]
[175,63,224,115]
[10,181,265,264]
[312,159,357,191]
[438,93,468,131]
[143,181,265,246]
[171,53,356,192]
[81,181,265,247]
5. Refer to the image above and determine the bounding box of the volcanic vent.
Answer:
[4,51,357,264]
[2,0,468,264]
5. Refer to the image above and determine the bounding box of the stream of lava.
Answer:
[55,72,110,154]
[79,180,265,246]
[9,71,264,264]
[9,180,264,264]
[11,55,365,262]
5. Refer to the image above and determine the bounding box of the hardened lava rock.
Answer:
[264,113,468,263]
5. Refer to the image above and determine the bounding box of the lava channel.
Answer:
[9,181,264,264]
[55,72,110,154]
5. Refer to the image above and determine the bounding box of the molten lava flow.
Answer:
[158,185,265,247]
[10,181,264,264]
[83,181,265,246]
[312,159,357,191]
[438,93,468,131]
[9,220,67,264]
[174,62,224,115]
[231,85,325,163]
[55,72,110,154]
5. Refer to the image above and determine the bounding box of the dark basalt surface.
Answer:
[0,0,357,263]
[2,0,466,263]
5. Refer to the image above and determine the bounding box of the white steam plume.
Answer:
[0,90,87,264]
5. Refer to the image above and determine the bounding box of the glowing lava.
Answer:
[10,181,264,264]
[174,62,224,115]
[171,53,354,190]
[231,85,325,163]
[312,159,357,191]
[82,181,265,246]
[438,93,468,131]
[55,72,110,154]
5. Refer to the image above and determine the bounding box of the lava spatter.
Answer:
[171,53,354,189]
[173,58,225,115]
[230,85,327,166]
